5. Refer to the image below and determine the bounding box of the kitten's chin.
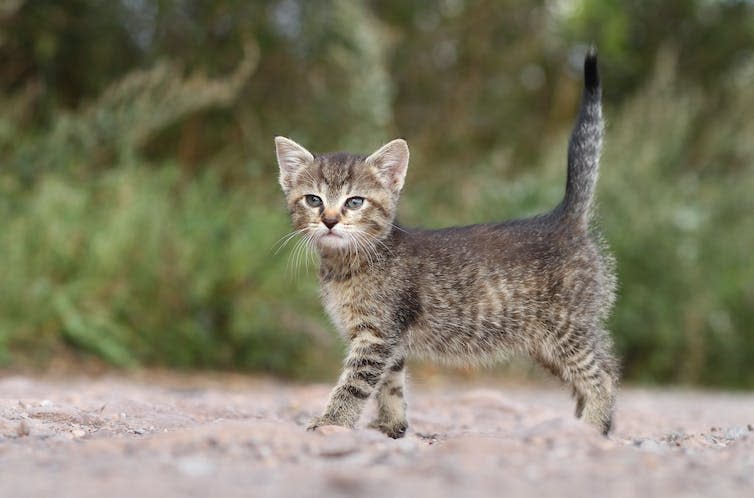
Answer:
[315,232,351,252]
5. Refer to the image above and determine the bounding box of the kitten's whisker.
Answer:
[286,237,305,279]
[352,237,361,266]
[293,238,303,277]
[273,230,302,252]
[351,230,384,265]
[300,233,316,276]
[349,232,365,265]
[357,236,374,267]
[355,239,369,267]
[352,231,378,267]
[391,223,409,234]
[290,231,316,280]
[353,228,391,257]
[373,237,392,255]
[304,233,318,272]
[360,234,378,266]
[349,233,365,267]
[273,228,307,255]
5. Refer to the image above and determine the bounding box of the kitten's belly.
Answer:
[405,315,530,365]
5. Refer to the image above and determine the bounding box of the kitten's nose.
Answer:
[322,217,339,230]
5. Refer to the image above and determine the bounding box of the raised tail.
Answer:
[561,48,603,227]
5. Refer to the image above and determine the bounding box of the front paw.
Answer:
[307,415,346,431]
[368,419,408,439]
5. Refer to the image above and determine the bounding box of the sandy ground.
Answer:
[1,372,753,498]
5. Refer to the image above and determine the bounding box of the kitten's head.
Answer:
[275,136,409,253]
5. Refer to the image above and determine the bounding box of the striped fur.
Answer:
[276,50,618,436]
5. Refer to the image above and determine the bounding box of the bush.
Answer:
[0,166,338,377]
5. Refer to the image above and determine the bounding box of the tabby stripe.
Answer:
[364,342,391,358]
[567,344,589,363]
[389,358,405,372]
[345,357,386,370]
[350,322,382,339]
[355,369,382,386]
[574,350,595,370]
[582,361,601,378]
[344,384,370,400]
[557,314,573,339]
[369,199,389,217]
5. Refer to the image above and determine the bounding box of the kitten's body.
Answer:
[276,51,618,437]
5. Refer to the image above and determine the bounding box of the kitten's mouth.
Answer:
[315,230,348,250]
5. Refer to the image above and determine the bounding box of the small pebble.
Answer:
[724,427,747,440]
[635,438,664,453]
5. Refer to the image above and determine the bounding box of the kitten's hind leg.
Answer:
[576,367,616,435]
[534,329,618,435]
[368,357,408,438]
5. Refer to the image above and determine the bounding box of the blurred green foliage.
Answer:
[1,0,753,386]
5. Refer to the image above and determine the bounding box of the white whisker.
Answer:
[272,228,307,255]
[286,237,306,280]
[351,230,379,267]
[391,223,408,234]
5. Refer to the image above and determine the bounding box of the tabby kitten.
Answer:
[276,50,618,437]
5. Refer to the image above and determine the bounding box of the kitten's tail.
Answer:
[561,47,603,227]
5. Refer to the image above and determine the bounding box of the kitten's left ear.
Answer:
[275,136,314,193]
[366,139,410,192]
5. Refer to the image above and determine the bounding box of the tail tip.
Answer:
[584,46,600,92]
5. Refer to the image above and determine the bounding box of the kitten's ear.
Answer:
[275,136,314,193]
[366,139,410,192]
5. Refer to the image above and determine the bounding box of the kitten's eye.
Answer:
[305,195,323,208]
[345,197,364,209]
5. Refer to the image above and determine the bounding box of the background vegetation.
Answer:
[1,0,753,387]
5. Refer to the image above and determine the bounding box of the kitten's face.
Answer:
[275,137,409,253]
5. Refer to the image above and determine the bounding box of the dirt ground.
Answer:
[1,372,753,498]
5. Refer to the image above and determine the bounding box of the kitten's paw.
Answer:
[307,415,346,432]
[368,420,408,439]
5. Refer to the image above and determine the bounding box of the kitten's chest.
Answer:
[320,275,380,337]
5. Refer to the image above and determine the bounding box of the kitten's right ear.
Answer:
[366,139,410,193]
[275,136,314,193]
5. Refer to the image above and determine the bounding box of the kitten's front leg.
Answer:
[368,357,408,438]
[308,332,395,431]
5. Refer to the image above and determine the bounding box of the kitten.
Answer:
[275,50,618,437]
